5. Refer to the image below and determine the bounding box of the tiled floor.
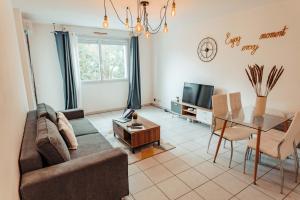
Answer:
[87,106,300,200]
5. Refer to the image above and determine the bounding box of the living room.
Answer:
[1,0,300,200]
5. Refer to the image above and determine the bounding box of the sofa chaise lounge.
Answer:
[19,104,129,200]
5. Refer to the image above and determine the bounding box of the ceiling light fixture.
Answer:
[102,0,176,37]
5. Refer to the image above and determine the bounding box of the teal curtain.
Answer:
[55,31,77,109]
[127,36,141,109]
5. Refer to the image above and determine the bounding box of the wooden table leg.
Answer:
[213,120,228,163]
[253,128,261,185]
[284,120,289,132]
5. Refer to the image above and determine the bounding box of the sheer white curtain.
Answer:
[69,32,82,108]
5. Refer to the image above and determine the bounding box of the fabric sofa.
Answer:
[19,105,129,200]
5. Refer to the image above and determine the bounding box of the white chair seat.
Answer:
[215,126,252,141]
[244,112,300,194]
[262,129,285,141]
[247,136,281,158]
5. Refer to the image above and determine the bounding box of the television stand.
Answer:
[171,101,212,125]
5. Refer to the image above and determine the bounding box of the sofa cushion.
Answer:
[36,117,70,165]
[70,133,113,159]
[69,118,99,137]
[57,116,78,150]
[19,111,44,174]
[37,103,58,125]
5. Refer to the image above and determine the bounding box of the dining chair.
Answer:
[229,92,257,156]
[229,92,242,111]
[243,112,300,194]
[208,94,253,168]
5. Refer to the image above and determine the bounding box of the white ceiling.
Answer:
[12,0,277,29]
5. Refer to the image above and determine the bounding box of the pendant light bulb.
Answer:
[171,1,176,16]
[102,15,109,28]
[125,18,129,29]
[135,18,143,33]
[145,30,150,39]
[163,23,169,33]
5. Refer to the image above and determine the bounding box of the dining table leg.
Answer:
[284,120,289,132]
[213,120,228,163]
[253,128,262,185]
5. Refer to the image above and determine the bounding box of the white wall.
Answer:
[0,0,29,199]
[14,9,36,110]
[29,23,65,110]
[152,0,300,112]
[29,23,153,113]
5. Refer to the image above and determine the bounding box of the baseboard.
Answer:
[85,103,154,116]
[86,107,126,116]
[150,103,171,112]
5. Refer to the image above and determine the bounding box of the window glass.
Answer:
[78,38,128,81]
[101,44,127,80]
[78,42,101,81]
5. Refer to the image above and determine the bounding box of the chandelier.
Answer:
[102,0,176,38]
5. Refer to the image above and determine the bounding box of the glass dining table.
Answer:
[212,106,294,184]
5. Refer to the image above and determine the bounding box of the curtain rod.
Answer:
[50,23,67,34]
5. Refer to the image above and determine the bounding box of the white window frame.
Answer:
[78,36,130,83]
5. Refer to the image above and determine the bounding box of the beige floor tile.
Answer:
[254,177,292,199]
[129,172,153,194]
[209,156,239,170]
[194,161,225,179]
[294,184,300,193]
[263,168,298,190]
[135,157,160,171]
[227,166,254,184]
[144,165,174,183]
[179,152,205,167]
[213,172,248,195]
[177,191,204,200]
[192,148,214,160]
[233,161,272,178]
[236,186,273,200]
[163,158,190,174]
[154,151,177,163]
[285,191,300,200]
[177,168,209,189]
[169,146,189,157]
[180,141,202,151]
[157,176,191,200]
[220,150,245,164]
[133,186,168,200]
[195,181,232,200]
[128,164,141,176]
[170,135,191,145]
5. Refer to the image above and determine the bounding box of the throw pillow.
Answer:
[36,117,70,165]
[57,112,78,150]
[57,112,72,127]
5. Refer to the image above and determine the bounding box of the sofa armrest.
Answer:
[20,148,129,200]
[61,109,84,120]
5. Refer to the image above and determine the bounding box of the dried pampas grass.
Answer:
[245,64,284,97]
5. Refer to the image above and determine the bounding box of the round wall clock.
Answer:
[197,37,218,62]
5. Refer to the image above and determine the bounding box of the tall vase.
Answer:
[254,96,267,116]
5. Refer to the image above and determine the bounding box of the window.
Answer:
[78,37,128,81]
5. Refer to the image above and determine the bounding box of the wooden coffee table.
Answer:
[112,116,160,153]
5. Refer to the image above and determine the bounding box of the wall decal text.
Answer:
[225,32,242,48]
[260,26,288,40]
[241,44,259,55]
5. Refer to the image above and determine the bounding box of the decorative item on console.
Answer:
[245,64,285,116]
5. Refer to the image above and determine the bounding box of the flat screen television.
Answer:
[182,82,214,109]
